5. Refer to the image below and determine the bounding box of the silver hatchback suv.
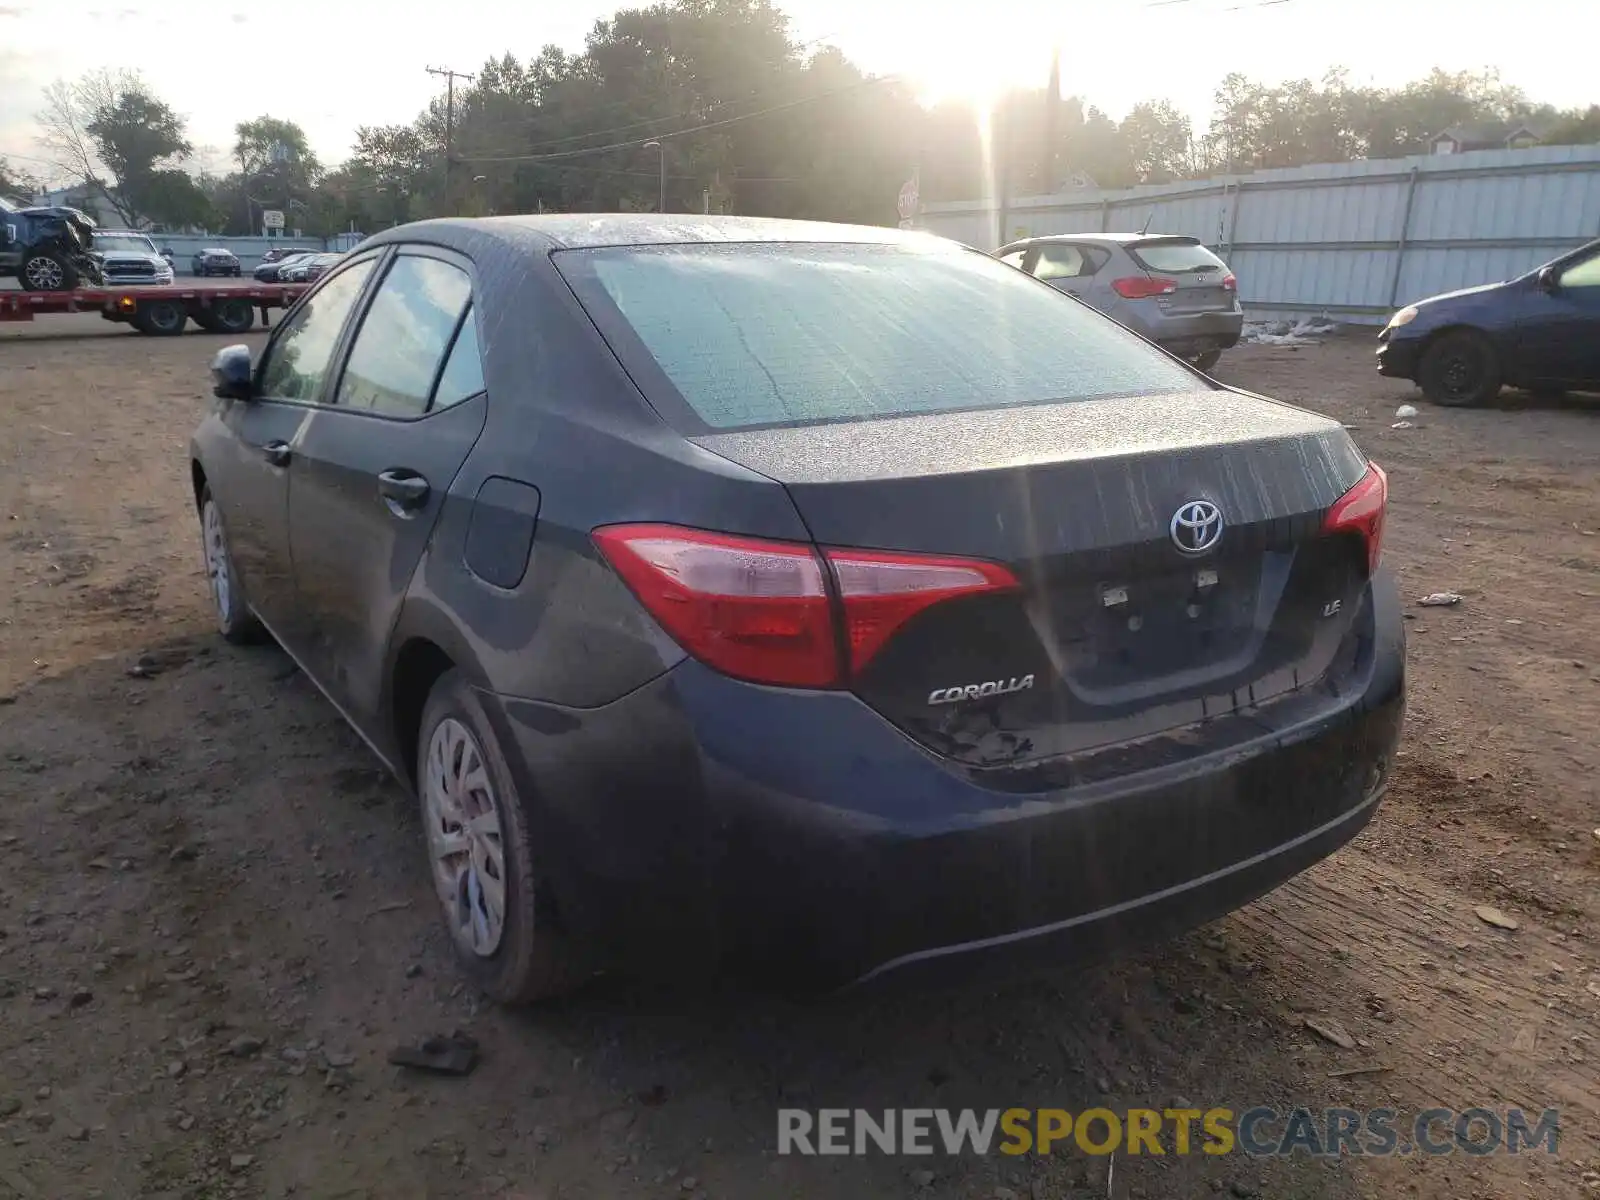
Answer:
[996,233,1243,371]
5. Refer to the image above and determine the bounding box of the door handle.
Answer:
[377,469,430,511]
[260,440,291,467]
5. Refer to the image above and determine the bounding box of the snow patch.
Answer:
[1240,317,1340,345]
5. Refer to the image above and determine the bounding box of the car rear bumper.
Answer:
[488,568,1405,991]
[1130,309,1244,356]
[1376,333,1421,380]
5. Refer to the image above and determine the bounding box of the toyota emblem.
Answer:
[1170,500,1223,554]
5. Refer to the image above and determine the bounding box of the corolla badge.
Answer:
[927,675,1036,705]
[1170,500,1223,554]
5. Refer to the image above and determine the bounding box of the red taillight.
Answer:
[1112,275,1178,300]
[1221,273,1237,291]
[1322,463,1388,576]
[592,524,1019,687]
[592,525,837,687]
[825,547,1020,674]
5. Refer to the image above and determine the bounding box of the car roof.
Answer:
[363,213,945,254]
[1000,232,1199,249]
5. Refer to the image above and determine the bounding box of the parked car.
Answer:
[190,216,1403,1002]
[254,252,316,282]
[0,194,101,290]
[1377,237,1600,406]
[995,233,1243,371]
[301,252,344,282]
[193,247,242,277]
[91,230,174,286]
[281,252,342,283]
[259,245,317,266]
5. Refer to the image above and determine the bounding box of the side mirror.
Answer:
[211,344,255,401]
[1537,265,1559,292]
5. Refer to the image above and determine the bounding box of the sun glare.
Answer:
[900,32,1036,109]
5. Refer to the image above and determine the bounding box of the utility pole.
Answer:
[1043,46,1061,192]
[426,65,475,215]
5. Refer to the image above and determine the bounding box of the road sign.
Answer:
[261,209,285,230]
[897,178,919,221]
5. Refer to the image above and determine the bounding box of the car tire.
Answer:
[21,248,79,292]
[1193,349,1223,372]
[198,485,264,644]
[1418,330,1502,407]
[416,670,587,1005]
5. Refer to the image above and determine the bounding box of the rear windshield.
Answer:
[1128,239,1228,275]
[556,241,1205,431]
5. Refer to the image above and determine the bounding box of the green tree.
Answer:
[36,69,193,226]
[1120,101,1191,183]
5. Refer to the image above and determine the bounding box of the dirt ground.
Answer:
[1,321,1597,1200]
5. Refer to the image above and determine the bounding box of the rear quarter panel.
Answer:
[393,238,812,710]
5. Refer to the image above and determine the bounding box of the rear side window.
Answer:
[1128,239,1228,275]
[1033,243,1096,281]
[335,255,472,417]
[432,305,485,409]
[557,242,1204,431]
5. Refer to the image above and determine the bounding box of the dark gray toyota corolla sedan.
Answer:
[189,214,1405,1003]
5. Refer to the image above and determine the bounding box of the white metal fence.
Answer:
[151,232,369,275]
[916,144,1600,324]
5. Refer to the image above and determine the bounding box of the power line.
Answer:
[459,72,899,166]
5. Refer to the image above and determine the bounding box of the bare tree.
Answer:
[36,75,106,199]
[34,69,193,226]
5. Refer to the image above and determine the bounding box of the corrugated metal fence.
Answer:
[916,144,1600,324]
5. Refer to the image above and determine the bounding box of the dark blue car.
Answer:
[1378,238,1600,406]
[188,215,1404,1002]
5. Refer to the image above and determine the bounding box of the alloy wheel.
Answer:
[201,498,232,621]
[23,256,64,290]
[423,718,509,958]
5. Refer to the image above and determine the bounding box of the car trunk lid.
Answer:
[1128,236,1236,314]
[694,391,1372,767]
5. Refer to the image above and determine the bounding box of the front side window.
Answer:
[257,260,376,402]
[334,255,472,417]
[1558,251,1600,289]
[556,240,1206,432]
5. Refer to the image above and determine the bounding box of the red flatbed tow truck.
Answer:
[0,282,306,336]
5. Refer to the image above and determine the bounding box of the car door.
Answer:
[212,255,380,630]
[1515,247,1600,387]
[1026,242,1110,312]
[284,246,489,732]
[1026,242,1088,297]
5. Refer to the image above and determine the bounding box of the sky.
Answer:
[0,0,1592,187]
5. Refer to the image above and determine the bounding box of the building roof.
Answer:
[1433,119,1553,148]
